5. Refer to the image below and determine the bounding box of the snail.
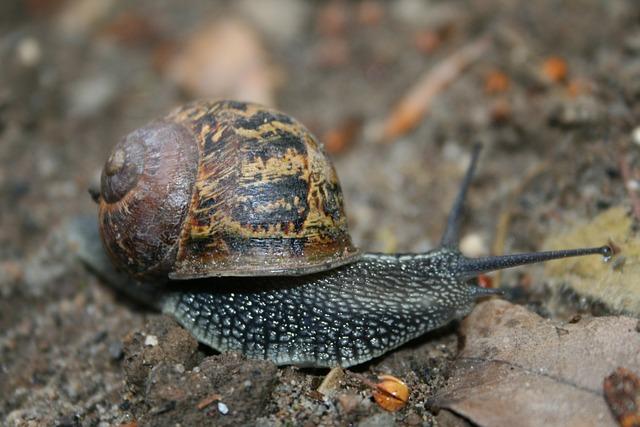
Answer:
[90,100,611,368]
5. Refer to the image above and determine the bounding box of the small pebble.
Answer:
[174,363,185,374]
[568,314,582,324]
[405,412,423,425]
[460,233,487,258]
[144,334,158,347]
[17,37,42,67]
[217,401,229,415]
[337,393,360,414]
[108,341,124,360]
[632,127,640,146]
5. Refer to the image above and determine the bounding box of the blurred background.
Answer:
[1,0,639,425]
[2,0,636,257]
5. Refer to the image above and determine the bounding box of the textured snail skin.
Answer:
[74,214,482,368]
[161,250,481,367]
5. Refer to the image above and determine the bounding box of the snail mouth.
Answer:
[100,137,145,203]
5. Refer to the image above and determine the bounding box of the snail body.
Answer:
[94,100,610,367]
[161,250,484,367]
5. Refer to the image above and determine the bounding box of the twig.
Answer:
[379,37,490,142]
[196,393,222,410]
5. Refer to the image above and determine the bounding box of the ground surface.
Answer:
[1,0,639,426]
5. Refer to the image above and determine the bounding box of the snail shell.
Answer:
[98,100,359,280]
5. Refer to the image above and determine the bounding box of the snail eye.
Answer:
[100,137,145,203]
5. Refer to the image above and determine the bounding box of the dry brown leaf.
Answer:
[167,18,278,105]
[433,299,640,427]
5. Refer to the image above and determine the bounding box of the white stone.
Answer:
[144,334,158,347]
[460,233,488,258]
[632,126,640,146]
[17,37,41,67]
[217,402,229,415]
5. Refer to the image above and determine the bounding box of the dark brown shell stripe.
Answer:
[167,100,359,278]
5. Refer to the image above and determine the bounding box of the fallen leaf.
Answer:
[433,299,640,427]
[167,18,278,105]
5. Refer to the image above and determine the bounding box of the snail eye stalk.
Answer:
[440,144,482,248]
[439,143,612,280]
[459,245,612,279]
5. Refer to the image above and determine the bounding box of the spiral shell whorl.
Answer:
[98,121,199,278]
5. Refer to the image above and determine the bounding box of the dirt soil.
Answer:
[1,0,639,426]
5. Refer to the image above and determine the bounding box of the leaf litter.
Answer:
[433,299,640,427]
